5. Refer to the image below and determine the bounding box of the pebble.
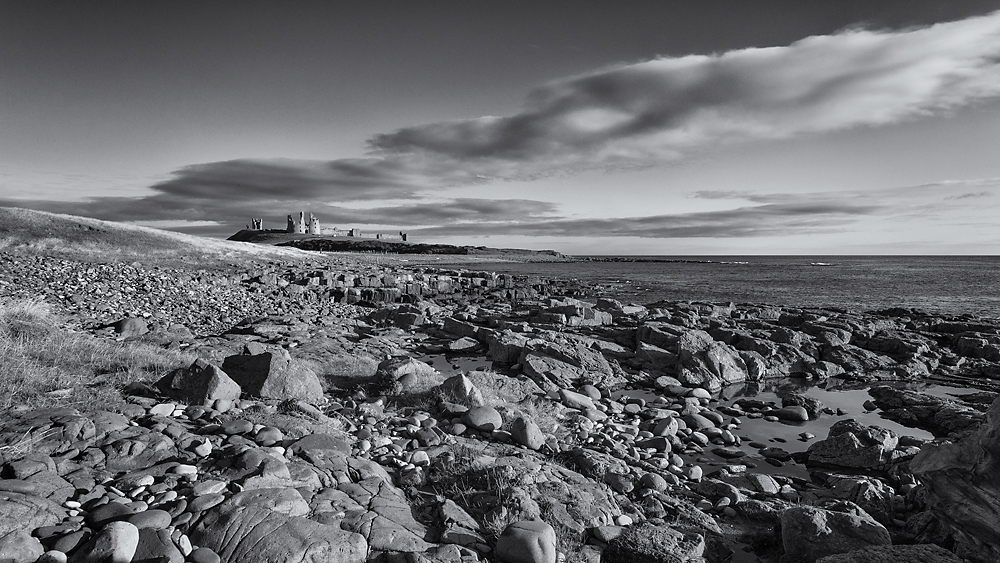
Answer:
[171,464,198,476]
[222,419,254,435]
[127,509,172,530]
[37,552,68,563]
[187,493,225,513]
[193,480,228,496]
[189,547,222,563]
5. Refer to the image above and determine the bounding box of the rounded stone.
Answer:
[461,406,503,432]
[221,419,254,435]
[189,547,222,563]
[148,403,175,417]
[712,447,746,459]
[685,465,703,481]
[254,426,284,446]
[579,385,602,401]
[127,509,172,530]
[192,480,228,496]
[81,521,139,563]
[87,501,136,527]
[495,520,557,563]
[38,551,69,563]
[638,472,668,492]
[774,406,809,423]
[187,494,225,513]
[511,417,546,451]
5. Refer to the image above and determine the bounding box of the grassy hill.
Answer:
[0,208,308,265]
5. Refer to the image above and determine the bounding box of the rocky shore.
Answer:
[2,246,1000,563]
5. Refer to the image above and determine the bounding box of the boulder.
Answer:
[462,406,503,432]
[132,528,183,563]
[780,501,891,563]
[807,420,899,471]
[602,522,706,563]
[439,374,485,407]
[223,348,324,403]
[489,331,528,364]
[825,475,896,525]
[0,529,43,563]
[156,359,241,405]
[111,317,148,337]
[190,499,367,563]
[911,395,1000,562]
[511,416,546,451]
[495,520,557,563]
[0,491,66,537]
[338,477,431,552]
[868,386,985,437]
[74,521,140,563]
[447,337,481,353]
[675,330,748,391]
[371,356,440,394]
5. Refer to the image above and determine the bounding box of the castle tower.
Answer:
[308,213,321,235]
[286,215,296,233]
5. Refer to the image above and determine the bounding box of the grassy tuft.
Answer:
[0,299,57,341]
[0,299,195,410]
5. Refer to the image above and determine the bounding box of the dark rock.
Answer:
[495,520,557,563]
[156,359,241,405]
[112,317,148,337]
[807,420,899,471]
[222,348,324,403]
[815,544,965,563]
[781,501,890,563]
[911,395,1000,562]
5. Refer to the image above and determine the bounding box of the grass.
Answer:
[0,207,312,266]
[0,299,195,410]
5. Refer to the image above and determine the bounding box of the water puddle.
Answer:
[615,379,970,479]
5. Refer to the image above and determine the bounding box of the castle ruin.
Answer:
[248,211,406,242]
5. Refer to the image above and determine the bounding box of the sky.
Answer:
[2,1,1000,255]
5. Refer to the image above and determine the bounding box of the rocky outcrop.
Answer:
[910,395,1000,562]
[222,348,324,403]
[807,420,901,471]
[780,501,891,563]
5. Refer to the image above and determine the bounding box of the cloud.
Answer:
[8,11,1000,240]
[409,200,878,239]
[370,11,1000,175]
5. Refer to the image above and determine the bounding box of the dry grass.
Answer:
[0,207,312,266]
[0,299,195,410]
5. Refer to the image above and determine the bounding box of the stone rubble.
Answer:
[2,248,1000,563]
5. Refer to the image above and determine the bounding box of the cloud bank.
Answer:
[9,10,1000,240]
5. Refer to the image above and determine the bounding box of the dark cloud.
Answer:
[410,201,878,239]
[947,191,994,200]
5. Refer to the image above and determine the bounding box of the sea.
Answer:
[443,255,1000,319]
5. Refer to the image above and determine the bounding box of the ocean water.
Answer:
[454,255,1000,318]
